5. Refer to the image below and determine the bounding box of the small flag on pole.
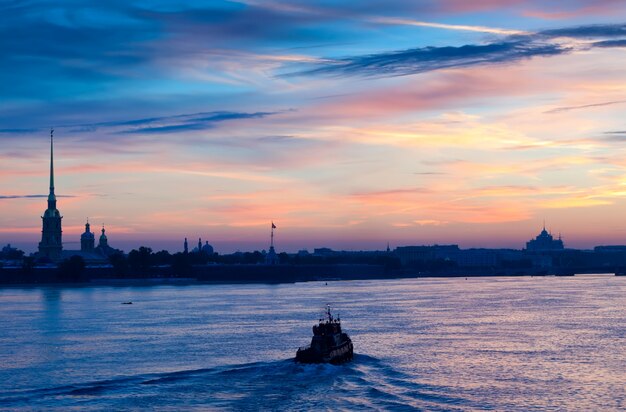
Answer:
[272,222,276,229]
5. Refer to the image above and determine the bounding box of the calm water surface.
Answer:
[0,276,624,410]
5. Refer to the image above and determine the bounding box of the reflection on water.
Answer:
[0,276,624,410]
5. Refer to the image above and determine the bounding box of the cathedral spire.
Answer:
[47,128,56,209]
[39,128,63,260]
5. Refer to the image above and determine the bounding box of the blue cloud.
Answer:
[539,24,626,39]
[290,23,626,79]
[0,111,278,136]
[0,0,344,100]
[592,39,626,48]
[292,41,567,78]
[114,111,277,134]
[119,123,209,134]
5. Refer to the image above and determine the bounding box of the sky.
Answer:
[1,0,626,253]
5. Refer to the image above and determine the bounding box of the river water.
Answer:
[0,276,624,410]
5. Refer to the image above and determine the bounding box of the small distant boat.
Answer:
[121,301,133,305]
[295,305,353,364]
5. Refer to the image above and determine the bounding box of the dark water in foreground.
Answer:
[0,276,624,410]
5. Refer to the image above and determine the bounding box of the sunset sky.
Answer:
[2,1,626,253]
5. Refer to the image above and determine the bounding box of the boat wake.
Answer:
[1,355,474,410]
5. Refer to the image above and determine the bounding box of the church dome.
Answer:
[100,227,108,242]
[81,222,95,240]
[202,241,214,254]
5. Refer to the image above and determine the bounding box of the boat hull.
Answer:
[295,339,353,364]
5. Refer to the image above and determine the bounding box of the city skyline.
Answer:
[0,129,613,255]
[2,1,626,252]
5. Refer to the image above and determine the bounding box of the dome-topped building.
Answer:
[61,223,121,263]
[94,225,119,257]
[35,130,121,264]
[99,225,108,248]
[526,224,564,251]
[188,237,215,255]
[80,221,95,252]
[201,241,214,255]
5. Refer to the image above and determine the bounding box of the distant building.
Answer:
[594,245,626,253]
[96,225,119,257]
[201,241,214,255]
[188,237,214,254]
[63,223,121,264]
[394,245,460,265]
[1,244,18,256]
[309,248,389,258]
[313,247,335,257]
[455,248,498,268]
[1,244,23,263]
[526,225,564,251]
[265,246,279,264]
[528,254,553,268]
[38,130,63,261]
[81,221,95,252]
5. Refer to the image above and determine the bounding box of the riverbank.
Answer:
[1,262,621,287]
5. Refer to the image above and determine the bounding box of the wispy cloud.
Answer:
[291,41,566,78]
[593,39,626,48]
[538,23,626,38]
[116,111,276,134]
[601,131,626,141]
[0,111,280,136]
[0,194,76,200]
[544,100,626,114]
[523,1,626,20]
[290,23,626,79]
[370,17,529,35]
[82,110,278,134]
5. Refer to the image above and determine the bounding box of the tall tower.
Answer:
[265,221,278,265]
[38,129,63,260]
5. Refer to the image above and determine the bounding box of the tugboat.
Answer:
[295,305,353,364]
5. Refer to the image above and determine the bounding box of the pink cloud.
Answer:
[523,0,626,19]
[300,67,540,123]
[437,0,525,13]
